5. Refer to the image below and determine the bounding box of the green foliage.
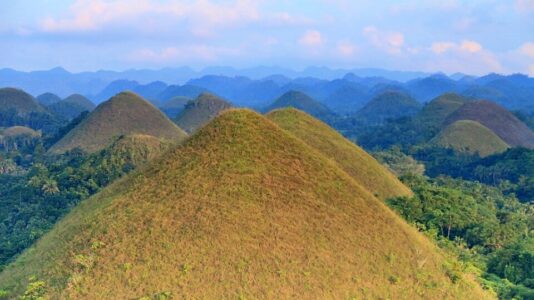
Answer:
[20,277,47,300]
[373,146,425,177]
[388,175,534,299]
[0,135,167,269]
[488,238,534,287]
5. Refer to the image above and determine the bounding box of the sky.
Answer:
[0,0,533,75]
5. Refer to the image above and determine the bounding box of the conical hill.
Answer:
[0,109,489,299]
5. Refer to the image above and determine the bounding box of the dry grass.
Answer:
[49,92,188,154]
[0,126,41,138]
[433,120,509,157]
[444,100,534,148]
[267,108,413,200]
[0,109,492,299]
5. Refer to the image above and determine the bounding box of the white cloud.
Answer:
[362,26,404,54]
[431,40,483,54]
[460,40,482,53]
[519,42,534,57]
[298,30,323,47]
[425,40,502,74]
[529,65,534,75]
[40,0,261,33]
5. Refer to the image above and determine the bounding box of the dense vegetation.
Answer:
[388,175,534,299]
[0,134,169,269]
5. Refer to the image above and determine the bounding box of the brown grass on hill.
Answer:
[433,120,509,157]
[49,92,187,154]
[444,100,534,148]
[267,108,412,200]
[0,109,491,299]
[0,126,41,138]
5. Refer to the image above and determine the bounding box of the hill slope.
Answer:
[0,88,63,132]
[48,94,95,120]
[49,92,187,153]
[357,91,422,124]
[267,108,412,200]
[0,88,46,115]
[0,109,489,299]
[444,100,534,148]
[433,120,509,157]
[264,91,333,117]
[174,92,232,133]
[36,93,62,106]
[416,93,468,127]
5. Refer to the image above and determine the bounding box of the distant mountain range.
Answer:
[0,66,431,98]
[2,67,534,113]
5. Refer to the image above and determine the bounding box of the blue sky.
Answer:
[1,0,533,75]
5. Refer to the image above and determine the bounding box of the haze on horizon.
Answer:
[1,0,533,75]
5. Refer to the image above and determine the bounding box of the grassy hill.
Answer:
[0,109,490,299]
[432,120,509,157]
[0,88,46,115]
[357,91,422,124]
[416,93,468,127]
[49,92,187,154]
[159,96,191,118]
[267,108,412,200]
[0,126,41,151]
[174,92,232,133]
[36,93,62,106]
[0,88,63,133]
[444,100,534,148]
[0,126,40,138]
[264,91,334,118]
[48,94,95,120]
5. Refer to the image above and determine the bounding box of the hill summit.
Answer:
[0,109,489,299]
[264,90,333,117]
[36,92,62,106]
[49,92,187,153]
[416,93,468,127]
[433,120,509,157]
[356,91,421,124]
[0,88,46,115]
[444,100,534,148]
[48,94,96,120]
[174,92,232,133]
